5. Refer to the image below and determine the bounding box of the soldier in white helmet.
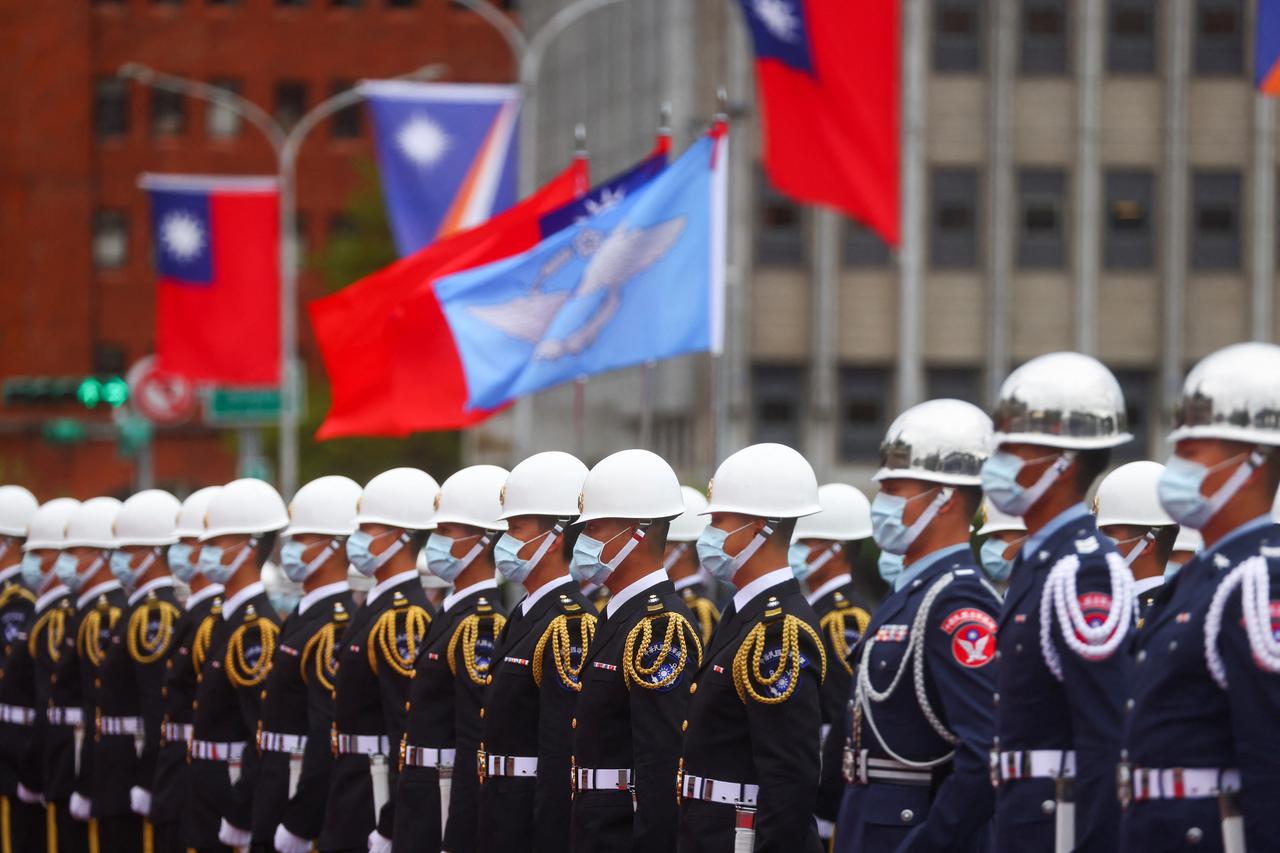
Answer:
[664,486,719,647]
[322,468,437,853]
[147,486,223,853]
[677,443,827,853]
[93,489,183,851]
[568,449,702,853]
[259,476,361,853]
[1167,526,1203,576]
[1119,342,1280,852]
[0,485,40,852]
[975,500,1026,590]
[1093,461,1178,623]
[20,498,80,850]
[477,451,592,853]
[186,478,289,851]
[393,465,510,853]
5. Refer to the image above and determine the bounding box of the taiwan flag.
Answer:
[141,175,280,385]
[1259,0,1280,94]
[740,0,900,245]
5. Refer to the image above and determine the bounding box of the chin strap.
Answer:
[729,519,779,581]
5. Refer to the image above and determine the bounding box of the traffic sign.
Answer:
[126,357,196,426]
[205,387,282,426]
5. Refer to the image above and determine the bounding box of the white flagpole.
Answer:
[896,0,927,412]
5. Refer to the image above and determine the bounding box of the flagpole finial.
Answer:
[574,123,588,159]
[715,87,729,122]
[659,102,673,136]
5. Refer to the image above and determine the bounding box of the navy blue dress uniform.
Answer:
[1132,576,1165,629]
[149,583,221,853]
[569,575,701,852]
[0,574,42,852]
[32,586,80,852]
[832,545,998,852]
[477,579,595,853]
[320,573,432,852]
[252,582,352,851]
[675,578,720,649]
[73,581,127,850]
[992,506,1134,852]
[677,569,827,853]
[183,582,280,850]
[391,581,505,853]
[92,577,180,852]
[1118,517,1280,851]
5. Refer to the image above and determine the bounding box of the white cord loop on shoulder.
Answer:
[1205,554,1280,689]
[1039,551,1135,682]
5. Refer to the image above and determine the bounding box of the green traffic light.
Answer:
[102,376,128,408]
[76,377,102,408]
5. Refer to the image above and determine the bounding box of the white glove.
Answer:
[368,829,393,852]
[69,793,92,821]
[274,823,313,853]
[218,819,251,848]
[129,786,151,817]
[15,783,42,805]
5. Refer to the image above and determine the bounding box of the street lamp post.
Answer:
[119,62,446,498]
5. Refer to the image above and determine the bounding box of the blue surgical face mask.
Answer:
[426,532,486,584]
[871,488,953,556]
[20,552,45,591]
[109,548,156,590]
[980,537,1018,583]
[877,551,904,584]
[1164,560,1184,580]
[1156,451,1260,531]
[269,589,301,617]
[696,522,756,582]
[198,538,256,585]
[981,451,1071,517]
[495,527,560,586]
[167,543,199,584]
[570,526,640,587]
[54,552,91,592]
[346,529,408,578]
[788,542,814,581]
[280,537,342,583]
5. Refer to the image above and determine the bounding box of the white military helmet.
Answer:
[977,500,1026,537]
[284,476,361,538]
[356,468,439,531]
[175,487,221,539]
[668,487,709,543]
[114,490,182,547]
[703,443,821,519]
[1169,343,1280,446]
[499,452,589,520]
[875,399,993,486]
[1173,526,1203,554]
[63,497,123,549]
[1094,461,1175,528]
[992,352,1132,450]
[0,486,38,538]
[577,449,685,524]
[432,465,509,531]
[23,498,81,551]
[199,479,289,541]
[794,483,873,541]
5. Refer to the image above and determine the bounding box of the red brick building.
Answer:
[0,0,513,501]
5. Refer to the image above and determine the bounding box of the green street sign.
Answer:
[204,387,281,426]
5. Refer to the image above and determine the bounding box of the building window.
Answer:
[1108,0,1157,73]
[1017,168,1066,269]
[926,366,982,404]
[93,78,129,138]
[150,90,186,136]
[934,0,983,73]
[93,211,129,270]
[930,167,980,269]
[1195,0,1243,75]
[653,413,695,471]
[1113,369,1153,462]
[330,80,362,138]
[751,364,805,449]
[843,221,891,267]
[1191,170,1241,270]
[1104,169,1154,269]
[839,367,890,463]
[1021,0,1070,74]
[274,80,308,131]
[756,172,805,266]
[206,77,243,139]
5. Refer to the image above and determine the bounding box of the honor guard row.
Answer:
[0,341,1279,852]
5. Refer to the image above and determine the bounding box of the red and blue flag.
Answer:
[1258,0,1280,94]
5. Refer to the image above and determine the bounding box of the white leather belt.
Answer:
[681,773,759,806]
[0,704,35,726]
[997,749,1076,782]
[163,722,191,744]
[403,745,456,769]
[98,715,143,736]
[259,731,307,754]
[574,767,632,792]
[1132,767,1241,801]
[189,739,247,762]
[46,706,83,726]
[334,733,390,756]
[851,750,934,787]
[485,754,538,777]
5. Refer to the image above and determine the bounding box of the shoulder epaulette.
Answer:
[300,601,348,692]
[77,599,122,667]
[223,605,279,688]
[818,593,871,676]
[681,588,720,647]
[0,584,34,610]
[28,604,67,663]
[533,596,596,691]
[191,599,220,674]
[127,595,181,664]
[448,597,507,686]
[622,595,702,691]
[732,596,825,704]
[367,593,430,678]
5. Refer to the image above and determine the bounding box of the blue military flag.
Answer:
[437,129,727,411]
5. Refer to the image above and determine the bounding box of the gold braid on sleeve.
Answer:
[732,611,825,705]
[622,611,702,691]
[532,612,596,691]
[127,600,180,665]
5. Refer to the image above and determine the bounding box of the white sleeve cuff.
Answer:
[368,829,393,852]
[274,823,313,853]
[15,783,42,805]
[69,793,92,821]
[218,819,252,847]
[129,786,152,817]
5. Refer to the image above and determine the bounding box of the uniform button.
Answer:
[166,661,173,669]
[993,693,1000,705]
[192,700,198,710]
[94,678,101,689]
[994,651,1002,661]
[1186,827,1203,844]
[878,661,887,670]
[1041,800,1056,815]
[50,675,56,684]
[681,720,688,732]
[479,708,485,719]
[690,682,698,694]
[1136,651,1147,663]
[1169,641,1178,652]
[571,718,577,730]
[899,809,914,823]
[261,690,267,700]
[161,688,168,698]
[1125,699,1135,711]
[1015,644,1023,654]
[404,701,410,711]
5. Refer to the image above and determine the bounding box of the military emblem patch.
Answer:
[942,608,997,668]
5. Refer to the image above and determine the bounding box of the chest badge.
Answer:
[941,608,998,668]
